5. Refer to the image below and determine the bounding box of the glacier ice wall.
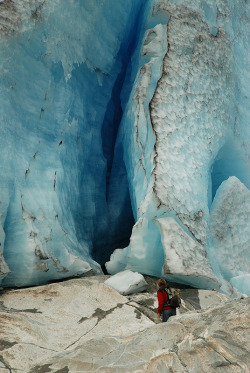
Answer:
[107,0,250,295]
[0,0,249,294]
[0,0,146,287]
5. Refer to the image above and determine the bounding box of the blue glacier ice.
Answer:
[0,0,146,286]
[0,0,249,295]
[106,0,250,295]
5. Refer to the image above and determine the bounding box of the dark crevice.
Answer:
[92,2,150,265]
[101,2,147,196]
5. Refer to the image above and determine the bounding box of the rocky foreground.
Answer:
[0,275,249,373]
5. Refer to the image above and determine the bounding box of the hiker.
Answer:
[157,278,177,322]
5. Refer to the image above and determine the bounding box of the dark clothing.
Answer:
[162,308,176,322]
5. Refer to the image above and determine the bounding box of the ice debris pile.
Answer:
[0,0,249,295]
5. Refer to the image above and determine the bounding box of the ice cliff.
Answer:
[0,0,249,295]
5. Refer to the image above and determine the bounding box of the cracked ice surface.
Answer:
[107,0,250,294]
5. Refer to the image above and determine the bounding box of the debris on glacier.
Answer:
[104,269,148,295]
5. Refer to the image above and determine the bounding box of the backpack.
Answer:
[161,287,181,308]
[168,294,181,308]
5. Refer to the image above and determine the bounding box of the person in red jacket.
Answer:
[157,278,176,322]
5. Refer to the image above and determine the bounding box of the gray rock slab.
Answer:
[0,275,247,373]
[27,297,250,373]
[0,276,153,372]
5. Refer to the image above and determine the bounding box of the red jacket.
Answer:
[157,289,172,314]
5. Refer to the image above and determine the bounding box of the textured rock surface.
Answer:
[0,276,154,372]
[27,298,250,373]
[0,275,248,373]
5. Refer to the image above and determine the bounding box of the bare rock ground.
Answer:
[0,275,249,372]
